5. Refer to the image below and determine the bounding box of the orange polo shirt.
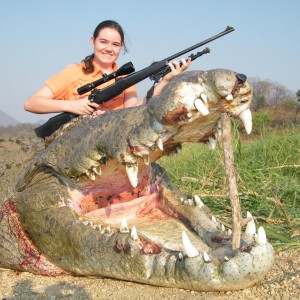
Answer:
[45,61,137,111]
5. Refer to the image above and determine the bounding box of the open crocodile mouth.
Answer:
[69,156,272,264]
[7,69,274,291]
[70,160,207,255]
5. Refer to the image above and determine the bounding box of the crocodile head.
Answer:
[0,69,274,291]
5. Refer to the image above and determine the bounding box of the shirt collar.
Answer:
[91,61,118,78]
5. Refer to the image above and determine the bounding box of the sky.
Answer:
[1,0,299,123]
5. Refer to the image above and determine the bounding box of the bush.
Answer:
[281,98,299,110]
[252,111,274,132]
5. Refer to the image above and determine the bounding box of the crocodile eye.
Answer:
[240,99,248,104]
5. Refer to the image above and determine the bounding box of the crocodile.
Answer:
[0,69,274,291]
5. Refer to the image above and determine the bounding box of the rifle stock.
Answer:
[34,26,234,139]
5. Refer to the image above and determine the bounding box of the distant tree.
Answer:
[248,77,294,110]
[249,77,272,109]
[296,90,300,102]
[296,90,300,121]
[269,82,291,110]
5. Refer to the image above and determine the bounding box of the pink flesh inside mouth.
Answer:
[68,162,206,252]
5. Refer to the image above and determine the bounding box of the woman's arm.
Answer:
[151,58,191,97]
[24,85,100,115]
[123,58,192,108]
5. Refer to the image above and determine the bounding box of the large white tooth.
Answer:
[157,138,163,151]
[120,219,129,233]
[246,211,253,219]
[200,92,208,103]
[130,226,139,240]
[221,224,226,232]
[227,229,232,236]
[245,211,256,235]
[194,195,204,208]
[226,94,233,101]
[239,108,252,134]
[245,219,256,235]
[212,215,217,223]
[255,226,267,244]
[182,231,199,258]
[93,166,102,175]
[202,252,211,263]
[194,98,209,115]
[125,163,138,188]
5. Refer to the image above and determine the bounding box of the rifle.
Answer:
[34,26,234,139]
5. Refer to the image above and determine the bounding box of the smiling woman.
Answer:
[23,20,190,119]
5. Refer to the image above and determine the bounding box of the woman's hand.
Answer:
[163,57,192,82]
[151,57,191,98]
[67,98,101,115]
[24,85,105,115]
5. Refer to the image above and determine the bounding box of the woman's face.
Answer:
[91,27,122,68]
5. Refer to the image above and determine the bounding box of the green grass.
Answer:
[158,123,300,249]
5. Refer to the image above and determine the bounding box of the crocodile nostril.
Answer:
[236,73,247,83]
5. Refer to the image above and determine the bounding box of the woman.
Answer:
[24,20,190,116]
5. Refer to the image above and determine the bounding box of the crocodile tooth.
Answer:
[226,94,233,101]
[182,231,199,258]
[92,165,102,175]
[120,219,129,233]
[227,229,232,236]
[208,135,217,150]
[221,224,226,232]
[255,226,267,244]
[183,199,189,206]
[202,252,211,263]
[194,98,209,115]
[125,163,138,188]
[200,92,208,103]
[224,256,230,261]
[194,195,204,208]
[239,108,252,134]
[245,211,256,235]
[86,171,96,181]
[212,215,217,224]
[246,211,253,218]
[94,224,101,231]
[141,154,150,166]
[187,112,193,119]
[83,220,93,226]
[105,226,111,233]
[130,226,138,240]
[188,198,194,206]
[156,138,164,151]
[178,252,183,260]
[217,118,222,136]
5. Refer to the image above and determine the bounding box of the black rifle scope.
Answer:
[77,62,135,95]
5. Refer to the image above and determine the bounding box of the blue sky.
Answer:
[1,0,299,123]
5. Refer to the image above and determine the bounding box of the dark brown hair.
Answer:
[82,20,127,74]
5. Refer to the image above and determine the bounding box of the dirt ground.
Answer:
[0,248,299,300]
